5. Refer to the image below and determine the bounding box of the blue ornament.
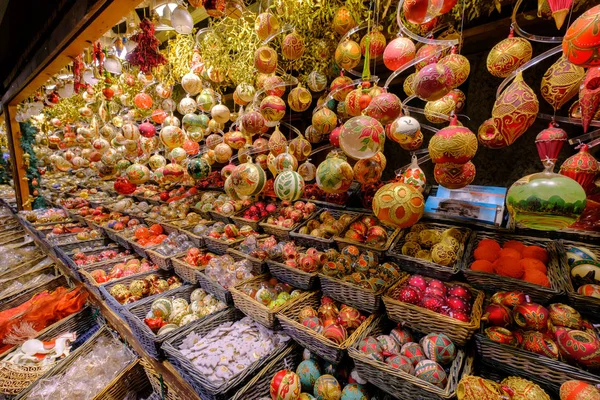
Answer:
[296,359,322,393]
[341,383,370,400]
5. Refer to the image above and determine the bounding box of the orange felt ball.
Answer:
[494,256,524,279]
[523,269,550,287]
[498,248,522,260]
[474,247,500,262]
[478,239,501,252]
[471,260,494,273]
[521,246,548,264]
[502,240,526,253]
[520,258,547,274]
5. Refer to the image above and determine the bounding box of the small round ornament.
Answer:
[298,160,317,182]
[383,37,416,71]
[223,130,246,150]
[307,72,327,94]
[353,157,383,185]
[360,29,387,58]
[288,86,313,112]
[215,142,234,163]
[559,144,599,193]
[255,46,278,74]
[170,147,187,163]
[126,163,151,184]
[255,12,280,41]
[275,152,299,173]
[403,0,443,24]
[335,40,362,70]
[163,163,185,184]
[365,92,402,125]
[187,158,212,180]
[404,73,417,96]
[236,83,256,103]
[434,162,476,190]
[413,63,454,101]
[196,89,216,113]
[312,108,338,135]
[296,359,322,393]
[134,93,153,110]
[289,135,312,161]
[181,72,203,95]
[428,116,478,164]
[420,333,456,365]
[260,95,286,122]
[372,182,425,229]
[439,49,470,88]
[160,126,186,149]
[264,76,286,97]
[415,43,444,71]
[282,31,305,60]
[211,104,231,124]
[562,5,600,68]
[178,97,197,115]
[424,96,456,124]
[402,154,426,193]
[388,116,421,144]
[330,75,354,101]
[241,110,266,134]
[487,29,532,78]
[339,115,385,160]
[155,83,172,99]
[333,6,357,35]
[148,154,167,171]
[316,155,354,194]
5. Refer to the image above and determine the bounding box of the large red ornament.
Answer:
[513,302,549,331]
[139,121,156,138]
[434,162,476,189]
[579,67,600,133]
[403,0,443,25]
[482,303,512,328]
[535,123,568,165]
[413,63,453,101]
[559,144,599,193]
[366,92,402,125]
[114,177,137,195]
[556,329,600,368]
[563,4,600,68]
[428,115,478,164]
[383,37,416,71]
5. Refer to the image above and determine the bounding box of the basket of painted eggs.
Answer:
[99,270,183,314]
[383,274,484,346]
[203,222,262,255]
[277,292,376,364]
[197,255,255,304]
[463,232,566,304]
[192,191,224,219]
[122,286,227,359]
[177,219,215,248]
[559,240,600,319]
[171,247,217,284]
[290,209,360,251]
[227,235,284,275]
[265,242,335,290]
[387,222,472,281]
[318,245,405,314]
[259,201,318,240]
[230,274,311,329]
[334,214,401,259]
[209,196,247,224]
[80,257,158,297]
[349,318,473,399]
[231,200,279,231]
[457,375,551,400]
[475,290,600,393]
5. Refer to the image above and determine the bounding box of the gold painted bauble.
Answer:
[425,96,456,124]
[345,87,371,117]
[255,13,280,41]
[333,6,357,35]
[316,156,354,194]
[372,182,425,229]
[241,110,265,134]
[264,75,286,97]
[429,116,478,164]
[163,163,185,184]
[447,89,466,113]
[260,95,286,122]
[439,51,470,88]
[541,56,585,111]
[236,82,256,103]
[255,73,271,90]
[254,46,278,74]
[282,31,305,60]
[360,30,387,58]
[354,157,383,185]
[298,161,317,181]
[563,5,600,67]
[388,116,421,144]
[289,135,312,161]
[211,104,231,124]
[415,44,445,71]
[238,146,252,164]
[307,71,328,92]
[149,154,167,171]
[163,115,181,128]
[126,163,151,184]
[335,39,362,71]
[288,86,312,112]
[275,152,298,172]
[330,75,354,101]
[366,92,403,125]
[224,130,246,150]
[253,137,269,153]
[202,150,216,166]
[487,32,532,78]
[208,119,224,132]
[181,72,203,95]
[255,154,268,170]
[312,108,338,135]
[231,160,267,196]
[340,115,385,160]
[160,126,186,150]
[305,125,323,144]
[197,89,217,113]
[404,73,417,96]
[156,83,173,99]
[268,126,288,156]
[434,161,476,189]
[457,376,505,400]
[501,377,550,400]
[214,142,233,163]
[170,147,187,163]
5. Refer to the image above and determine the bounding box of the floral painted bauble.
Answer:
[176,97,196,115]
[388,116,420,144]
[255,12,280,41]
[236,82,256,103]
[270,370,301,400]
[155,83,173,99]
[92,138,110,154]
[360,30,387,58]
[223,130,246,150]
[353,157,383,185]
[233,91,248,106]
[330,75,354,101]
[268,126,288,156]
[403,0,443,25]
[560,144,599,193]
[126,163,151,184]
[365,92,402,125]
[340,383,369,400]
[163,163,185,184]
[260,95,286,122]
[487,30,532,78]
[275,152,298,173]
[434,161,476,189]
[383,37,416,71]
[181,72,203,96]
[560,380,600,400]
[308,71,328,92]
[264,76,286,97]
[161,99,177,113]
[413,63,454,101]
[314,374,342,400]
[439,50,470,88]
[415,360,447,388]
[206,133,223,149]
[148,154,167,171]
[316,156,354,194]
[196,90,216,114]
[211,104,231,124]
[275,170,305,201]
[429,116,478,164]
[312,108,338,135]
[214,143,233,163]
[255,46,278,74]
[335,39,362,71]
[288,86,313,112]
[289,136,312,161]
[241,110,265,134]
[508,167,587,231]
[563,5,600,68]
[298,161,317,181]
[333,6,357,35]
[535,123,568,165]
[170,147,187,163]
[373,182,424,229]
[340,115,385,160]
[187,158,211,180]
[231,161,267,196]
[296,359,322,393]
[403,155,426,193]
[420,333,456,365]
[160,126,186,149]
[134,93,153,110]
[282,31,305,60]
[345,87,371,117]
[541,56,585,111]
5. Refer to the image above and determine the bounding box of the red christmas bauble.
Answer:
[563,5,600,68]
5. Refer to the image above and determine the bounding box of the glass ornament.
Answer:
[171,6,194,34]
[316,155,354,194]
[274,170,305,201]
[339,115,385,160]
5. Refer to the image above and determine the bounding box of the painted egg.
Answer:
[360,30,387,58]
[415,44,444,71]
[358,337,383,360]
[403,0,442,25]
[365,92,402,125]
[170,147,187,163]
[487,33,532,78]
[231,161,267,196]
[255,12,280,41]
[322,323,348,345]
[316,156,354,194]
[296,359,322,393]
[413,63,454,101]
[560,379,600,400]
[377,334,400,354]
[196,90,216,113]
[288,86,313,112]
[414,360,447,388]
[269,126,288,156]
[577,284,600,299]
[383,37,416,71]
[187,158,212,180]
[260,95,286,122]
[330,75,354,101]
[425,95,457,124]
[337,306,362,330]
[388,116,421,144]
[390,327,414,347]
[314,374,342,400]
[151,298,172,319]
[404,73,416,96]
[335,39,362,70]
[181,72,203,95]
[353,157,383,185]
[126,163,150,184]
[282,31,305,60]
[340,383,369,400]
[434,161,476,190]
[308,71,328,92]
[270,370,301,400]
[400,342,427,366]
[562,5,600,67]
[333,6,357,35]
[312,108,338,135]
[156,83,173,99]
[556,329,600,368]
[236,82,256,103]
[214,143,233,163]
[386,355,415,375]
[254,46,278,74]
[275,170,305,201]
[302,316,323,333]
[177,97,197,115]
[372,182,425,229]
[339,115,385,160]
[420,333,457,365]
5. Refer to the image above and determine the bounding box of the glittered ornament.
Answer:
[360,30,387,58]
[429,116,478,164]
[560,380,600,400]
[540,56,585,111]
[275,170,305,201]
[270,370,301,400]
[413,63,454,101]
[333,6,357,35]
[447,89,466,112]
[330,75,354,101]
[487,29,532,78]
[424,96,456,124]
[255,46,278,74]
[563,5,600,68]
[335,39,362,70]
[187,158,212,180]
[282,31,305,60]
[365,92,402,125]
[312,108,338,135]
[434,162,476,189]
[255,12,280,41]
[316,155,354,194]
[415,44,444,71]
[559,144,599,193]
[383,37,416,71]
[307,71,328,92]
[288,86,313,112]
[339,115,385,160]
[404,73,416,96]
[373,182,424,229]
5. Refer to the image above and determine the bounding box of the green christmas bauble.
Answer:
[316,156,354,194]
[183,113,209,133]
[187,158,212,180]
[275,170,305,201]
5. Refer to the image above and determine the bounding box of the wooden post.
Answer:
[2,105,31,211]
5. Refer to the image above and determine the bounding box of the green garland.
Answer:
[0,155,9,185]
[19,122,46,209]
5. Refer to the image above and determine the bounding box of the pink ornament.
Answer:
[413,63,453,101]
[535,123,568,165]
[383,37,416,71]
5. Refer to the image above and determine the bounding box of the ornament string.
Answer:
[395,152,431,175]
[313,76,379,113]
[261,24,294,45]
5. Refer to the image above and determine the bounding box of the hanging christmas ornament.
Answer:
[439,48,470,88]
[265,126,285,156]
[563,5,600,67]
[274,170,305,201]
[181,72,203,96]
[298,160,317,181]
[211,104,231,124]
[312,108,338,134]
[340,115,385,160]
[134,93,153,110]
[288,86,312,112]
[274,151,298,173]
[434,161,476,189]
[152,109,168,124]
[415,44,444,71]
[233,90,248,106]
[241,110,265,134]
[183,139,200,155]
[162,98,177,112]
[221,163,237,179]
[224,130,246,150]
[487,28,532,78]
[403,0,443,24]
[139,121,156,138]
[388,115,421,145]
[149,154,167,171]
[424,96,456,124]
[183,113,208,134]
[413,63,454,101]
[264,76,286,97]
[316,155,354,194]
[307,71,328,92]
[187,158,212,180]
[231,158,267,196]
[197,89,216,113]
[360,29,387,58]
[289,135,312,162]
[333,6,357,35]
[540,56,585,111]
[92,138,110,154]
[126,163,151,184]
[447,89,466,112]
[373,182,424,228]
[236,83,256,103]
[160,126,186,149]
[156,83,173,99]
[404,73,416,96]
[170,147,187,163]
[429,116,478,164]
[178,97,197,115]
[330,75,354,101]
[254,46,278,74]
[214,142,233,163]
[383,37,416,71]
[578,67,600,133]
[335,39,362,70]
[260,95,286,122]
[560,144,600,193]
[253,137,269,153]
[345,86,373,116]
[163,162,185,184]
[535,123,568,165]
[353,157,383,185]
[366,92,402,125]
[508,163,587,230]
[403,154,426,193]
[255,13,280,41]
[282,31,305,60]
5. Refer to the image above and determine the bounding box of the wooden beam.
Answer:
[3,105,30,211]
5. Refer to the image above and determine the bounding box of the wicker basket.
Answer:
[172,256,205,284]
[461,232,566,304]
[266,258,319,290]
[334,215,401,260]
[122,286,226,359]
[230,206,269,231]
[227,238,275,274]
[348,316,472,400]
[178,221,214,248]
[204,235,249,255]
[0,254,49,281]
[54,236,108,258]
[229,274,313,329]
[0,263,58,304]
[387,222,472,281]
[318,271,407,314]
[126,234,159,258]
[0,275,70,310]
[63,246,132,271]
[196,271,256,305]
[140,359,184,400]
[146,249,186,271]
[383,276,484,347]
[92,359,152,400]
[277,291,376,364]
[162,308,292,400]
[474,332,600,394]
[259,209,317,241]
[79,257,150,298]
[209,210,233,224]
[289,209,360,251]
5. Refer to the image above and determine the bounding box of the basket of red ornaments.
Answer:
[266,242,332,290]
[259,201,318,240]
[334,215,401,260]
[203,222,262,255]
[231,200,278,231]
[172,247,217,284]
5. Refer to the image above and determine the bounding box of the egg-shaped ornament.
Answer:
[214,142,234,164]
[231,159,267,197]
[298,160,317,181]
[224,130,247,150]
[255,12,280,41]
[122,123,140,141]
[403,154,427,193]
[560,380,600,400]
[340,115,385,160]
[335,39,362,71]
[434,161,476,189]
[383,37,416,71]
[535,123,568,165]
[373,182,425,229]
[353,157,383,185]
[235,83,255,104]
[270,369,301,400]
[255,46,278,74]
[415,360,447,388]
[183,113,208,134]
[187,158,212,180]
[361,29,387,58]
[307,71,328,93]
[388,116,421,145]
[263,76,285,98]
[563,5,600,68]
[163,162,185,184]
[240,110,264,135]
[175,97,195,116]
[316,155,354,194]
[560,144,599,193]
[333,6,357,35]
[439,48,470,88]
[429,116,478,164]
[288,86,313,112]
[181,72,203,96]
[424,96,456,124]
[282,31,305,60]
[487,28,532,78]
[413,63,454,101]
[267,126,287,156]
[312,108,338,135]
[139,121,156,138]
[305,125,324,144]
[314,375,342,400]
[149,154,167,171]
[289,135,312,162]
[260,95,286,122]
[366,92,402,125]
[160,126,186,149]
[211,104,231,125]
[274,170,305,201]
[152,109,168,124]
[126,163,151,184]
[403,0,443,24]
[195,91,215,114]
[541,56,585,111]
[330,75,354,101]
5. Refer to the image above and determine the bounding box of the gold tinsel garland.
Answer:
[166,33,196,83]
